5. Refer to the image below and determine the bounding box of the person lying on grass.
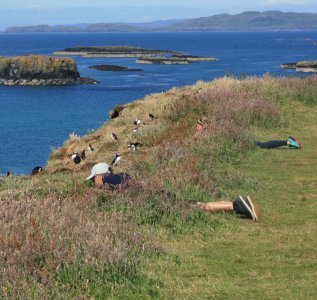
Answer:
[255,136,302,149]
[195,118,302,150]
[87,163,261,221]
[195,196,261,221]
[86,162,133,190]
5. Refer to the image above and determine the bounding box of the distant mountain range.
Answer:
[5,11,317,33]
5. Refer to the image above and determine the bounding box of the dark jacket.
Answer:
[103,173,132,190]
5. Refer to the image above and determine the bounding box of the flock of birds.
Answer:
[1,113,158,178]
[69,113,157,169]
[69,143,94,165]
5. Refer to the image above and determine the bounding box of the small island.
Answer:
[89,64,143,72]
[280,62,297,69]
[0,55,97,86]
[54,45,218,66]
[136,54,217,65]
[280,61,317,73]
[172,54,217,61]
[136,56,195,65]
[54,46,180,58]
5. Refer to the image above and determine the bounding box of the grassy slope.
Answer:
[0,76,316,299]
[142,105,317,299]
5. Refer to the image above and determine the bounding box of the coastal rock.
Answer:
[136,56,192,65]
[54,46,180,58]
[280,62,297,69]
[172,54,217,61]
[0,55,97,86]
[136,55,217,65]
[295,61,317,73]
[280,61,317,73]
[136,56,194,65]
[54,45,218,65]
[89,64,143,72]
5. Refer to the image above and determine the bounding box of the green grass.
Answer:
[1,76,316,299]
[137,102,317,299]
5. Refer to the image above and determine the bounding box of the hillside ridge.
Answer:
[5,11,317,32]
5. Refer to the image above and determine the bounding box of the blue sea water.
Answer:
[0,31,317,175]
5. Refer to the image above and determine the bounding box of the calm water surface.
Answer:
[0,32,316,174]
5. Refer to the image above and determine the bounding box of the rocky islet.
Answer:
[136,55,217,65]
[55,45,217,65]
[0,46,217,86]
[88,64,143,72]
[53,46,179,57]
[280,61,317,73]
[0,55,97,86]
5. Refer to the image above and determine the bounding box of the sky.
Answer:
[0,0,316,30]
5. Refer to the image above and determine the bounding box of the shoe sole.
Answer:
[246,196,258,221]
[247,196,261,221]
[239,195,256,220]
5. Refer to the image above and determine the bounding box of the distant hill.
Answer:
[4,24,95,33]
[4,19,184,33]
[166,11,317,31]
[4,11,317,33]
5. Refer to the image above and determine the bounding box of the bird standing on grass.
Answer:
[111,132,119,141]
[132,128,139,133]
[31,166,43,175]
[128,142,142,151]
[70,153,81,164]
[88,144,94,152]
[0,172,12,179]
[81,149,86,160]
[133,118,141,125]
[110,153,121,166]
[148,113,157,120]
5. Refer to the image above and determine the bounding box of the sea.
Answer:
[0,31,317,175]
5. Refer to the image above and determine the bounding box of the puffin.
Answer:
[88,144,94,152]
[70,153,81,164]
[110,153,121,166]
[111,132,119,141]
[148,113,157,120]
[128,142,142,151]
[133,118,141,125]
[81,149,86,160]
[31,166,43,175]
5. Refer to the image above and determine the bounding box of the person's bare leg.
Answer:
[195,201,233,212]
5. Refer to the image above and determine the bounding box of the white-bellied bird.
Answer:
[128,142,142,151]
[81,149,86,160]
[111,132,118,140]
[70,153,81,164]
[133,118,141,125]
[148,113,157,120]
[110,153,121,166]
[31,166,43,175]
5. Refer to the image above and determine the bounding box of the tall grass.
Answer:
[138,82,281,201]
[0,192,143,298]
[1,75,317,298]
